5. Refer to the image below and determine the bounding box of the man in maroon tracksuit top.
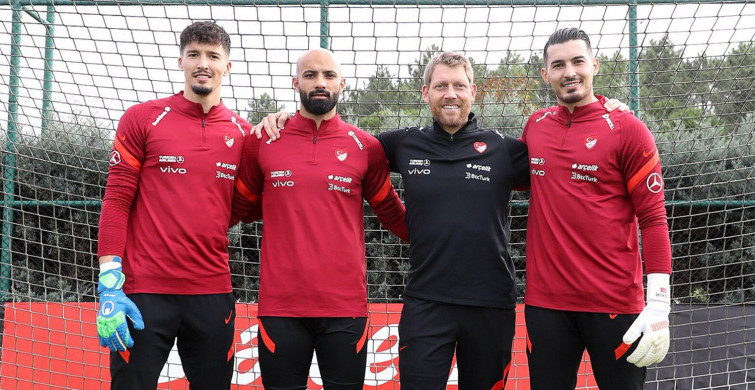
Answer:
[232,49,408,389]
[521,28,673,390]
[96,22,252,389]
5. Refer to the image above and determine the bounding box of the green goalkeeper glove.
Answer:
[97,257,144,351]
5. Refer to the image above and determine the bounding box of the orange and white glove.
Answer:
[623,273,671,367]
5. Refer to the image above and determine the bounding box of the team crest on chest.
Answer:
[584,136,598,150]
[224,134,234,148]
[335,148,348,162]
[473,142,487,154]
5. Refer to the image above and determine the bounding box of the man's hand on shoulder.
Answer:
[603,98,632,114]
[253,111,290,141]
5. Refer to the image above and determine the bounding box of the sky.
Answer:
[0,2,753,134]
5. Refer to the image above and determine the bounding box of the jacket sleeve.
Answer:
[231,136,265,224]
[363,134,408,242]
[507,134,530,189]
[620,114,672,275]
[376,128,408,173]
[513,113,543,192]
[97,106,146,257]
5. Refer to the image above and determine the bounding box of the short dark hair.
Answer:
[179,21,231,56]
[543,28,592,64]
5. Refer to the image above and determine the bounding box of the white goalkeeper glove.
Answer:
[622,273,671,367]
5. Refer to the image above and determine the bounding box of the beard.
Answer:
[559,90,587,104]
[300,89,339,115]
[430,104,469,132]
[191,84,214,96]
[557,78,589,104]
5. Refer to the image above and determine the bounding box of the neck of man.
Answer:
[299,107,337,129]
[560,94,598,113]
[184,89,221,114]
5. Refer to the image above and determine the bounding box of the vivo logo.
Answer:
[531,169,546,177]
[272,180,295,187]
[160,166,186,174]
[408,168,430,175]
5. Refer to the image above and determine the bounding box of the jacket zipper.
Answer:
[311,129,319,161]
[202,118,207,146]
[560,118,571,148]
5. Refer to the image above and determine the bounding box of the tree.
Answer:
[247,93,284,125]
[340,46,443,133]
[594,51,631,101]
[10,114,111,302]
[708,42,755,126]
[340,66,422,132]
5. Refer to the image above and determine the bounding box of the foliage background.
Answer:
[4,36,754,305]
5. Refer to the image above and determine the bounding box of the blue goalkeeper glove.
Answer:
[97,257,144,351]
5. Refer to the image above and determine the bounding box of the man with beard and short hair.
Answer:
[96,21,253,389]
[231,48,408,389]
[522,28,672,389]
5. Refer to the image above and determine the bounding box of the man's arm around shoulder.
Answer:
[362,135,408,242]
[375,126,419,174]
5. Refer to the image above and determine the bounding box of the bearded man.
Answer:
[231,48,408,389]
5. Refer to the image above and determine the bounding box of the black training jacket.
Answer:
[377,113,530,309]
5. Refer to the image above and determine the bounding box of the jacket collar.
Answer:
[431,112,479,140]
[286,111,345,135]
[553,95,608,125]
[170,91,227,119]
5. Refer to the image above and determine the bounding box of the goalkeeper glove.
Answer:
[96,257,145,351]
[622,273,671,367]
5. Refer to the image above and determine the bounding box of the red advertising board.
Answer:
[0,302,598,389]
